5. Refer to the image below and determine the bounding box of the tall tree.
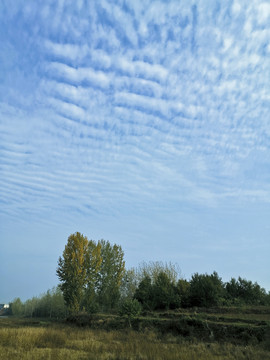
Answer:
[96,240,125,310]
[134,275,153,310]
[83,240,102,312]
[56,232,88,312]
[120,268,137,301]
[57,233,125,313]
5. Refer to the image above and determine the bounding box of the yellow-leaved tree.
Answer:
[57,232,125,313]
[56,232,88,313]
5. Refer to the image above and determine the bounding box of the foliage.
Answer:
[32,287,67,318]
[133,262,181,311]
[120,268,137,301]
[134,271,181,310]
[134,275,153,310]
[56,233,125,313]
[10,230,270,320]
[119,298,142,327]
[95,239,125,310]
[188,272,224,307]
[176,279,190,307]
[225,277,269,306]
[57,232,88,312]
[136,261,180,284]
[24,297,39,317]
[82,240,102,313]
[10,288,67,319]
[10,298,24,316]
[152,271,181,310]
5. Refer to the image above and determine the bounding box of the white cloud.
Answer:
[116,57,168,83]
[114,76,163,98]
[46,62,111,89]
[44,40,89,62]
[257,3,270,24]
[222,37,233,53]
[0,2,270,232]
[232,1,241,15]
[100,0,138,46]
[114,91,170,116]
[91,49,112,69]
[46,96,86,120]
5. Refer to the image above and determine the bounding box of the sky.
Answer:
[0,0,270,303]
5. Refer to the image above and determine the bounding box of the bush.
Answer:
[119,299,142,327]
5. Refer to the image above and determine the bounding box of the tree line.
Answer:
[9,232,270,317]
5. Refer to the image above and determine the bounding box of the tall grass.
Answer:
[0,321,270,360]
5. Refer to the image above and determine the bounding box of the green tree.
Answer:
[225,277,268,305]
[134,275,153,310]
[50,286,67,318]
[57,233,126,313]
[188,272,223,307]
[56,232,88,313]
[176,279,190,307]
[82,240,102,312]
[32,287,67,318]
[152,271,180,310]
[96,240,125,310]
[33,291,51,317]
[225,277,239,304]
[24,297,38,317]
[120,268,137,301]
[10,298,24,316]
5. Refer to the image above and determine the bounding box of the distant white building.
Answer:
[0,304,9,309]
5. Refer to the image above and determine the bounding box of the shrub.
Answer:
[119,299,142,327]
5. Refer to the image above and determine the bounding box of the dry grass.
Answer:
[0,319,270,360]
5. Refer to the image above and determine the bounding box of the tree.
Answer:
[10,298,24,316]
[225,277,268,305]
[24,297,38,317]
[57,233,125,313]
[32,287,67,318]
[134,275,153,310]
[96,240,125,310]
[188,272,223,307]
[56,232,88,312]
[176,279,190,307]
[152,271,180,310]
[137,261,180,284]
[225,277,239,304]
[82,240,102,312]
[50,286,67,318]
[120,268,137,301]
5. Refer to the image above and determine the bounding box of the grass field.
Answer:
[1,307,270,360]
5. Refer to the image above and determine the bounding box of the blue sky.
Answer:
[1,0,270,303]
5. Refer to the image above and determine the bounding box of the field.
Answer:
[1,307,270,360]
